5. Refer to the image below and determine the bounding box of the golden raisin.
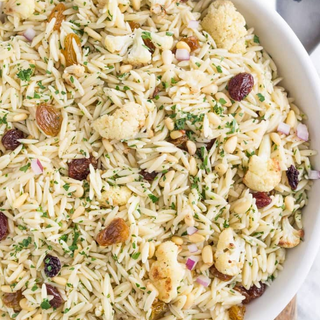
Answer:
[48,3,66,31]
[62,33,81,67]
[129,21,140,31]
[229,305,246,320]
[2,290,23,312]
[96,218,129,246]
[181,36,200,52]
[151,299,168,320]
[210,265,233,282]
[36,104,62,137]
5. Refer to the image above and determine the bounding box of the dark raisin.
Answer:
[140,170,157,182]
[169,134,188,151]
[2,290,22,312]
[143,38,156,54]
[2,129,24,150]
[0,212,9,241]
[229,305,246,320]
[234,283,267,304]
[129,21,140,31]
[252,192,272,209]
[68,155,97,181]
[228,73,254,101]
[286,165,299,190]
[151,299,168,320]
[181,36,200,52]
[96,218,129,246]
[44,254,61,277]
[45,284,64,309]
[206,138,217,151]
[36,104,62,137]
[210,265,233,281]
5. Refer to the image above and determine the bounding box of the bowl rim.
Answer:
[231,0,320,319]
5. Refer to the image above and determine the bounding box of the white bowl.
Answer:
[231,0,320,319]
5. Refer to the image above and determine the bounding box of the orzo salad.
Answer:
[0,0,317,319]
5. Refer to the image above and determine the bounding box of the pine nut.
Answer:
[285,196,295,212]
[164,117,174,131]
[286,110,296,128]
[189,156,198,176]
[146,282,159,296]
[148,242,155,258]
[215,163,228,176]
[73,185,84,198]
[20,298,36,311]
[176,41,191,52]
[202,245,213,264]
[33,315,42,320]
[1,285,13,293]
[102,139,114,153]
[202,84,218,95]
[170,130,184,140]
[234,200,251,214]
[183,293,194,310]
[147,129,154,138]
[186,140,197,155]
[224,136,237,154]
[13,113,28,122]
[171,236,183,245]
[72,206,85,219]
[207,112,221,125]
[215,92,232,107]
[166,154,178,163]
[188,233,205,243]
[270,132,281,146]
[159,170,175,187]
[162,49,173,65]
[184,212,195,227]
[52,276,67,286]
[131,0,141,10]
[119,64,132,74]
[13,193,28,209]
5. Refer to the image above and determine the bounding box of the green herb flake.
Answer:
[40,299,51,310]
[148,194,159,203]
[257,93,265,102]
[17,68,32,82]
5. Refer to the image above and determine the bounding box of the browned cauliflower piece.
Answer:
[214,228,243,277]
[243,155,281,192]
[149,241,185,303]
[201,0,247,53]
[279,217,304,248]
[100,186,132,207]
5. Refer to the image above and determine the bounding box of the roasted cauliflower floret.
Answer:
[100,186,132,207]
[243,155,281,192]
[126,29,152,66]
[214,228,244,277]
[147,0,171,14]
[278,217,304,248]
[104,34,134,53]
[178,70,211,93]
[201,0,247,53]
[93,102,146,140]
[4,0,35,19]
[150,241,185,303]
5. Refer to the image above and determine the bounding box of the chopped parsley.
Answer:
[257,93,265,102]
[131,252,141,260]
[17,68,32,82]
[254,35,260,43]
[40,299,51,310]
[148,194,159,203]
[20,163,30,172]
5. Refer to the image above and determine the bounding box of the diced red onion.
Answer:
[277,122,290,135]
[296,123,309,141]
[196,275,211,287]
[188,244,198,253]
[186,257,197,270]
[188,20,199,29]
[31,159,43,175]
[187,226,198,235]
[176,49,190,61]
[23,28,36,42]
[309,170,320,180]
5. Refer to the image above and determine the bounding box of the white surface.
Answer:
[232,1,320,320]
